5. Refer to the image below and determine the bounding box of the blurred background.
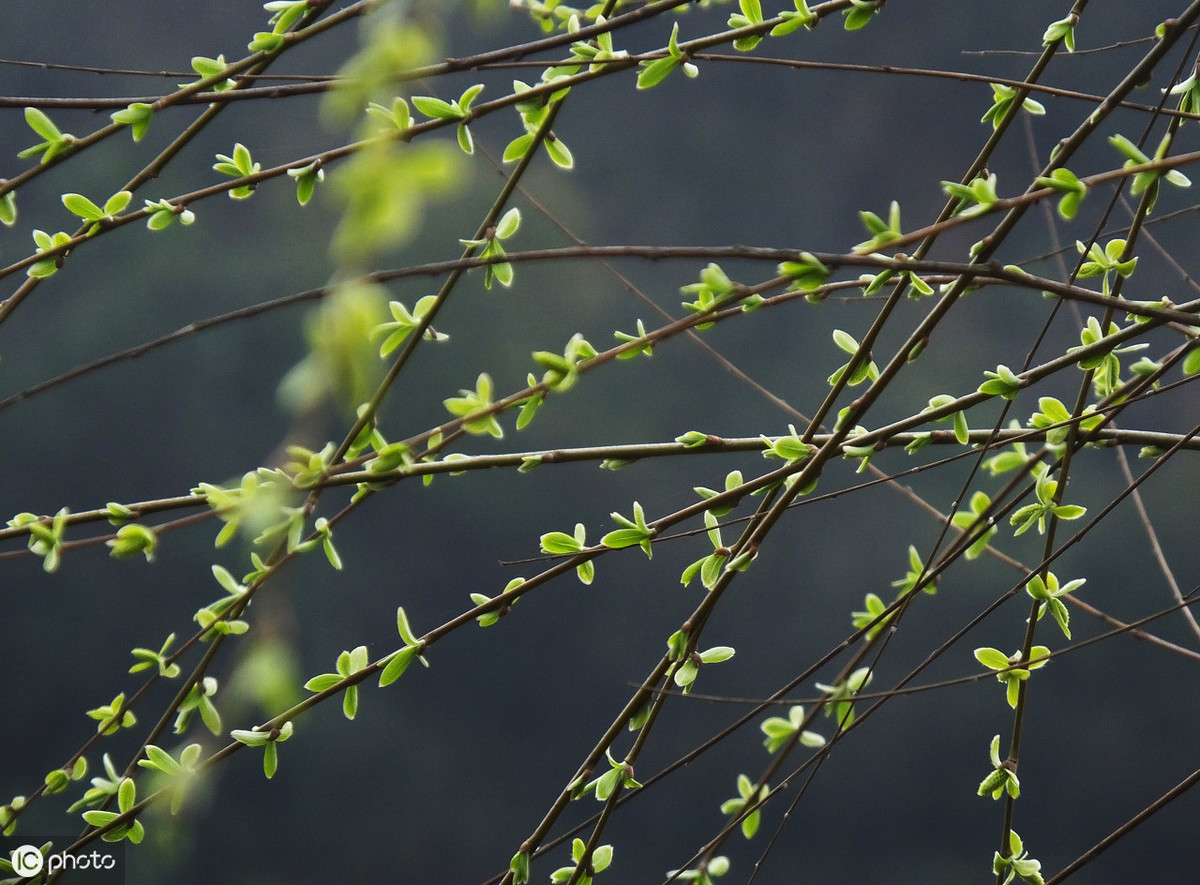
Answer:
[2,2,1200,883]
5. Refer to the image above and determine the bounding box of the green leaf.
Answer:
[699,646,735,664]
[231,728,271,747]
[343,685,360,719]
[982,82,1043,129]
[110,102,154,141]
[87,693,136,735]
[0,190,15,226]
[104,190,133,215]
[674,658,699,689]
[379,645,419,686]
[62,193,105,221]
[144,198,194,230]
[544,134,574,169]
[974,647,1011,671]
[395,606,420,646]
[516,390,544,429]
[457,123,474,155]
[637,55,679,90]
[82,809,118,828]
[832,328,860,354]
[190,54,235,91]
[541,530,583,555]
[700,552,726,589]
[510,850,530,884]
[854,200,903,252]
[778,253,830,291]
[739,0,762,21]
[1006,677,1022,709]
[265,0,309,33]
[44,769,70,794]
[727,549,757,574]
[249,31,286,53]
[680,556,705,587]
[601,528,651,550]
[843,0,880,30]
[458,83,484,110]
[288,161,324,206]
[494,207,522,239]
[107,523,158,561]
[488,253,514,288]
[443,372,503,438]
[304,673,342,692]
[1183,348,1200,376]
[1052,504,1086,520]
[1043,14,1077,51]
[366,97,412,132]
[504,132,535,163]
[412,95,462,120]
[772,1,816,35]
[951,409,970,444]
[19,107,74,163]
[765,432,812,462]
[601,502,654,557]
[24,106,62,141]
[214,143,262,199]
[728,0,764,50]
[1047,597,1071,638]
[592,844,614,872]
[1035,167,1087,219]
[592,767,620,801]
[979,364,1023,399]
[668,631,688,661]
[140,745,181,776]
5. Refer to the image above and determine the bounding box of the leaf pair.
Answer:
[460,207,521,289]
[504,80,574,168]
[414,84,484,155]
[974,646,1051,709]
[81,777,144,843]
[600,501,655,558]
[637,22,698,89]
[540,522,595,585]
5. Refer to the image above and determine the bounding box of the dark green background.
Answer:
[2,3,1199,883]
